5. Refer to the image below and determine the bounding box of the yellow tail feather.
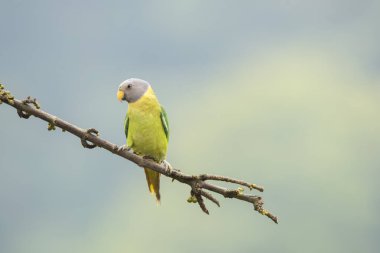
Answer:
[144,168,161,203]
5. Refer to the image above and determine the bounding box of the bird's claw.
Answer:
[118,144,132,153]
[161,160,173,173]
[142,155,155,161]
[161,160,180,181]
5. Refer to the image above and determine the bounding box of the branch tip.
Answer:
[253,198,278,224]
[249,184,264,192]
[194,193,209,215]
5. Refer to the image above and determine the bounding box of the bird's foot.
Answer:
[161,160,181,180]
[117,144,133,153]
[142,155,155,161]
[161,160,173,173]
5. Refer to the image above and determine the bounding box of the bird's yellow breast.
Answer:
[126,87,168,161]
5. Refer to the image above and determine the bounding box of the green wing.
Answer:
[124,114,129,139]
[160,106,169,141]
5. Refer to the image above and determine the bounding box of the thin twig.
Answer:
[194,193,209,215]
[200,190,220,207]
[0,84,278,224]
[199,174,264,192]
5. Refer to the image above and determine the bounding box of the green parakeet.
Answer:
[117,78,169,202]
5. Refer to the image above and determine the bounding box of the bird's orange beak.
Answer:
[117,90,124,101]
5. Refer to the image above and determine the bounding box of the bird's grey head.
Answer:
[117,78,150,103]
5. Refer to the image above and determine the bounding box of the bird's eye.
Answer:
[127,84,132,89]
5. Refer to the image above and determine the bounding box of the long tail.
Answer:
[144,168,161,203]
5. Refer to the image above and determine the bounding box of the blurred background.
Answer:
[1,1,380,252]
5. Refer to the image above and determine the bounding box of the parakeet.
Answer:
[117,78,169,203]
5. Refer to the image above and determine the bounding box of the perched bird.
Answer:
[117,78,169,203]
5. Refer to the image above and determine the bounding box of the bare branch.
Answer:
[198,174,264,192]
[0,84,278,224]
